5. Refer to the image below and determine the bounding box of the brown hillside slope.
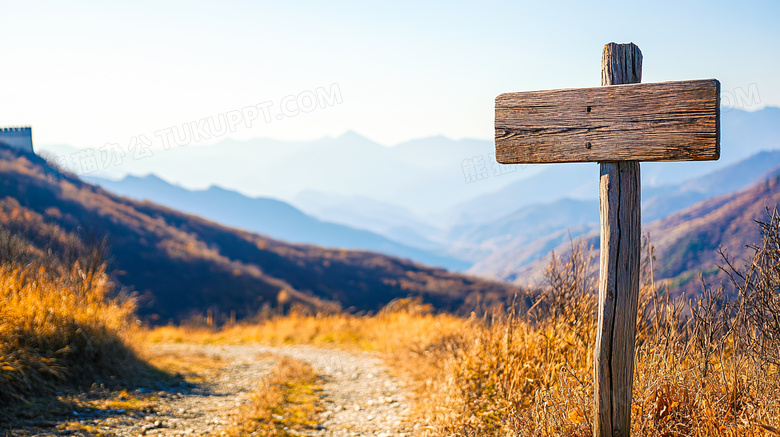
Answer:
[647,172,780,292]
[0,146,517,322]
[488,171,780,295]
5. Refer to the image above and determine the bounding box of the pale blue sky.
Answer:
[1,0,777,148]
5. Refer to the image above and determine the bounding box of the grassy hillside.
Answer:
[0,218,153,408]
[0,146,517,323]
[492,170,780,296]
[647,171,780,293]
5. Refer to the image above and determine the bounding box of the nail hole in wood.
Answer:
[586,106,592,113]
[586,142,592,149]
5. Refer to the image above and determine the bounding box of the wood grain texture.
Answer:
[596,162,641,437]
[495,78,720,163]
[594,42,643,437]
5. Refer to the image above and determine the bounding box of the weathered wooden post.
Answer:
[494,42,720,436]
[595,42,642,437]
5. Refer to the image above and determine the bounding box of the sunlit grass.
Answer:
[225,356,323,436]
[0,230,154,414]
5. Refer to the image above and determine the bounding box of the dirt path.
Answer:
[18,344,415,436]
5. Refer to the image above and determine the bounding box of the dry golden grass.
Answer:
[143,349,227,384]
[142,215,780,437]
[143,301,780,436]
[410,231,780,436]
[224,356,323,436]
[0,231,151,411]
[9,190,775,436]
[140,299,469,392]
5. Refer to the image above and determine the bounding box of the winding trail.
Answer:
[26,344,415,436]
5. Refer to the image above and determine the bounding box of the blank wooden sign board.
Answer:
[494,43,720,436]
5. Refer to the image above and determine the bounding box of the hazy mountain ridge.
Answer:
[314,107,780,241]
[36,107,780,258]
[447,197,600,263]
[31,107,780,297]
[40,131,533,217]
[88,174,469,270]
[459,149,780,275]
[642,150,780,221]
[89,147,780,284]
[471,166,780,296]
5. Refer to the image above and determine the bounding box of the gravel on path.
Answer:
[9,344,415,437]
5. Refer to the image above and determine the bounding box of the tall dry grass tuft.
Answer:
[415,242,597,436]
[0,228,144,406]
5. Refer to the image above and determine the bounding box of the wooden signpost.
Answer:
[494,43,720,436]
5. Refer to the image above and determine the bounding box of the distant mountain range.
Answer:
[32,106,780,305]
[442,104,780,230]
[291,190,444,251]
[87,174,468,271]
[276,107,780,234]
[469,163,780,296]
[88,147,780,281]
[0,145,517,323]
[642,150,780,221]
[438,149,777,271]
[39,132,535,219]
[38,107,780,260]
